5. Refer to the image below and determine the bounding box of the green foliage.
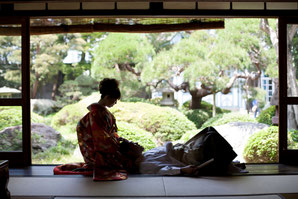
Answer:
[289,129,298,143]
[201,112,257,129]
[243,126,278,163]
[117,121,157,151]
[32,139,77,164]
[91,33,154,99]
[243,126,298,163]
[121,97,162,106]
[0,129,22,151]
[146,33,178,53]
[253,87,267,109]
[257,105,276,125]
[0,36,22,89]
[56,75,98,107]
[0,106,44,131]
[180,101,230,129]
[51,103,87,130]
[29,33,89,98]
[182,109,210,129]
[75,74,98,95]
[110,101,197,144]
[121,97,152,103]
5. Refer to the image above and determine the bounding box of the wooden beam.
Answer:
[1,0,297,2]
[0,21,224,35]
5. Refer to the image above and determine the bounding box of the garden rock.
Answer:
[31,99,59,115]
[214,122,269,163]
[0,123,61,154]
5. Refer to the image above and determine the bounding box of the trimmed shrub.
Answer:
[110,102,197,144]
[122,97,151,103]
[290,129,298,143]
[51,103,87,128]
[51,103,88,142]
[117,121,157,151]
[257,105,276,125]
[52,96,196,144]
[181,101,230,129]
[0,106,44,131]
[182,109,210,129]
[121,97,164,106]
[182,100,229,115]
[243,126,278,163]
[201,112,256,129]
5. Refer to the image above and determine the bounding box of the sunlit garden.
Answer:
[1,18,298,164]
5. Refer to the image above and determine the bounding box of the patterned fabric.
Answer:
[77,103,128,172]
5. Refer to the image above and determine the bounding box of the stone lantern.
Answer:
[160,87,175,107]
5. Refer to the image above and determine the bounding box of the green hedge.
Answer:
[243,127,298,163]
[51,103,87,129]
[0,106,44,131]
[111,102,197,143]
[117,121,157,151]
[256,105,276,125]
[201,112,257,129]
[52,96,197,144]
[243,126,278,163]
[182,109,210,129]
[181,101,230,129]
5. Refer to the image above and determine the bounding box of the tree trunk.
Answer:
[261,20,298,128]
[32,73,39,99]
[32,43,40,99]
[51,82,57,100]
[51,71,64,100]
[188,88,211,109]
[212,92,216,117]
[190,94,202,109]
[287,43,298,130]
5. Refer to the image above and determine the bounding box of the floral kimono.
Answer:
[76,103,128,180]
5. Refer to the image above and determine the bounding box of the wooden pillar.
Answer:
[0,160,10,199]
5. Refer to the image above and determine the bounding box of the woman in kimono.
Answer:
[76,78,142,180]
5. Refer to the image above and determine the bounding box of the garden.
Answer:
[1,18,298,164]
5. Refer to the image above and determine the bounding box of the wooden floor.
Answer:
[9,163,298,177]
[8,164,298,199]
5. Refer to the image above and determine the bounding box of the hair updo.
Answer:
[99,78,121,99]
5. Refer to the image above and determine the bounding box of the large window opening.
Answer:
[2,17,297,165]
[11,17,289,165]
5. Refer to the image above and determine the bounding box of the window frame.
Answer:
[278,17,298,164]
[0,17,31,167]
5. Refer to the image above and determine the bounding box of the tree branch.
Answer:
[146,79,164,88]
[119,63,141,77]
[260,19,279,57]
[166,80,189,92]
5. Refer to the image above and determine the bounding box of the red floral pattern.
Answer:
[77,103,126,171]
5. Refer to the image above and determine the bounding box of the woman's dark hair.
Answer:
[99,78,121,99]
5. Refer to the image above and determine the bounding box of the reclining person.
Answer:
[122,127,244,176]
